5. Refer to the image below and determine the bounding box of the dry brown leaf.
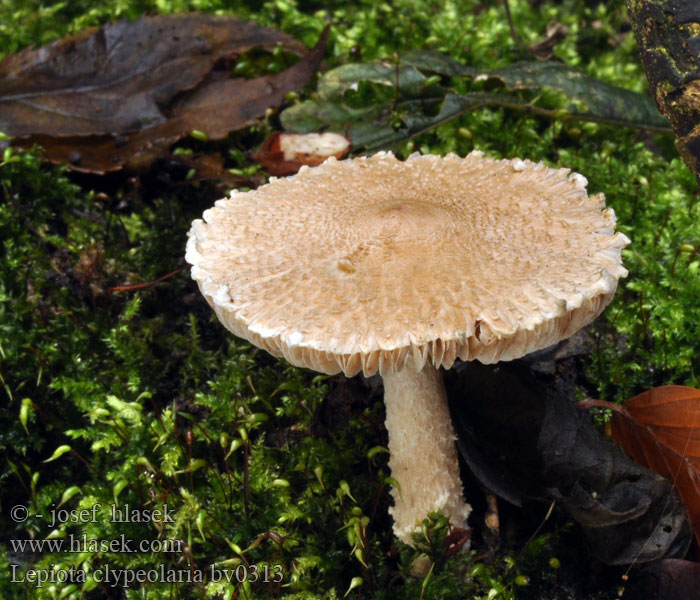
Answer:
[2,15,328,174]
[0,14,305,137]
[585,386,700,547]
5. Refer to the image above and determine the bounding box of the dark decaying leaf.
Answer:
[588,386,700,548]
[445,352,691,565]
[541,392,689,565]
[626,0,700,184]
[166,27,327,141]
[622,558,700,600]
[281,50,669,151]
[2,16,328,174]
[0,14,305,138]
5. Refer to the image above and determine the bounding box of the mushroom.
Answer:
[185,151,629,544]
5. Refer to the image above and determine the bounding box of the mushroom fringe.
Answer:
[199,286,613,377]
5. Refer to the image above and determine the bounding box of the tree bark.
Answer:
[626,0,700,181]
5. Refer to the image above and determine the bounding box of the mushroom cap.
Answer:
[186,151,629,377]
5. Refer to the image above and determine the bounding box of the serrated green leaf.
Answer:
[478,61,669,130]
[281,53,670,151]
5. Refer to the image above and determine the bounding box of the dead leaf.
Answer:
[528,21,569,61]
[623,558,700,600]
[253,131,351,175]
[585,386,700,548]
[3,15,329,174]
[167,26,328,140]
[543,393,689,565]
[0,14,304,137]
[447,362,691,564]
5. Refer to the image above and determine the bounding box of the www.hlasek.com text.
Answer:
[11,533,183,554]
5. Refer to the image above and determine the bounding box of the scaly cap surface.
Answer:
[186,151,629,376]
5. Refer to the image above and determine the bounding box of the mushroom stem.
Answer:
[382,360,471,544]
